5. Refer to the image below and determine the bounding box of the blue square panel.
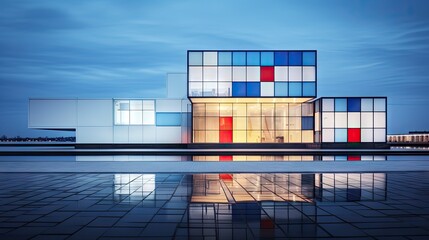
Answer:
[303,82,315,96]
[302,117,314,130]
[289,51,302,66]
[246,82,260,96]
[232,82,246,96]
[218,52,232,66]
[274,51,288,66]
[232,52,246,66]
[246,52,260,66]
[156,113,182,126]
[335,128,347,142]
[303,51,316,66]
[289,82,302,96]
[274,82,288,96]
[261,52,274,66]
[335,98,347,112]
[189,51,202,66]
[348,98,361,112]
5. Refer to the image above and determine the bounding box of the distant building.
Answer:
[28,50,387,148]
[388,131,429,143]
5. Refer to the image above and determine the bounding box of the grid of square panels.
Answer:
[188,51,316,97]
[314,97,387,143]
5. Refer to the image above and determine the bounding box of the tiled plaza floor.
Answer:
[0,172,428,239]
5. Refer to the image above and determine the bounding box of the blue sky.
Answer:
[0,0,428,137]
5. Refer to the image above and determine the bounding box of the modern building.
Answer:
[28,50,387,148]
[388,131,429,143]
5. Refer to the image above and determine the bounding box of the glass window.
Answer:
[233,130,246,143]
[219,116,233,130]
[348,112,360,128]
[322,129,334,142]
[219,130,232,143]
[274,51,288,66]
[289,67,302,81]
[361,112,373,128]
[218,52,232,66]
[247,104,261,116]
[219,104,232,116]
[289,131,302,143]
[189,67,203,82]
[274,66,288,81]
[374,129,386,142]
[322,98,334,111]
[335,98,347,112]
[347,98,361,112]
[233,67,246,81]
[143,111,154,125]
[246,52,260,66]
[218,82,232,96]
[206,131,219,143]
[143,100,154,110]
[289,104,302,116]
[289,51,302,66]
[361,129,373,142]
[203,52,217,66]
[303,82,315,96]
[262,104,274,116]
[203,82,217,96]
[232,52,246,66]
[233,117,246,130]
[302,117,314,130]
[247,130,261,143]
[232,82,246,97]
[246,82,260,97]
[335,128,347,142]
[262,116,275,130]
[260,82,274,96]
[275,130,288,143]
[303,66,315,81]
[247,117,261,130]
[322,112,334,128]
[302,51,316,66]
[156,113,181,126]
[193,117,205,130]
[218,67,232,81]
[274,82,288,97]
[193,104,205,116]
[188,51,202,66]
[315,112,320,131]
[130,100,142,110]
[302,103,313,116]
[275,117,288,130]
[374,112,386,128]
[289,82,302,96]
[130,111,142,125]
[203,66,217,81]
[261,52,274,66]
[288,117,301,130]
[335,112,347,128]
[361,98,373,111]
[189,82,202,96]
[233,104,246,116]
[246,67,260,82]
[206,104,219,116]
[205,117,219,130]
[302,130,314,143]
[374,98,386,111]
[275,103,288,117]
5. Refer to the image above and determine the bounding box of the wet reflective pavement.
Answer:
[0,172,428,239]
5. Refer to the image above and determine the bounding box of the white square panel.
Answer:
[189,67,202,81]
[218,67,232,81]
[322,98,334,111]
[289,67,302,81]
[274,66,288,81]
[335,112,347,128]
[246,67,260,82]
[233,67,246,81]
[218,82,232,96]
[322,112,334,128]
[322,129,334,142]
[374,112,386,128]
[348,112,360,128]
[203,52,217,66]
[374,128,386,142]
[203,67,217,81]
[361,129,374,142]
[261,82,274,96]
[361,112,373,128]
[303,66,315,81]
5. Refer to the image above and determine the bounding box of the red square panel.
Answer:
[219,130,233,143]
[348,128,361,142]
[260,66,274,82]
[219,155,233,161]
[219,117,233,130]
[219,174,233,181]
[348,155,361,161]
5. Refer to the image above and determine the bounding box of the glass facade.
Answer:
[188,51,316,98]
[314,97,387,143]
[192,102,314,143]
[114,100,155,125]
